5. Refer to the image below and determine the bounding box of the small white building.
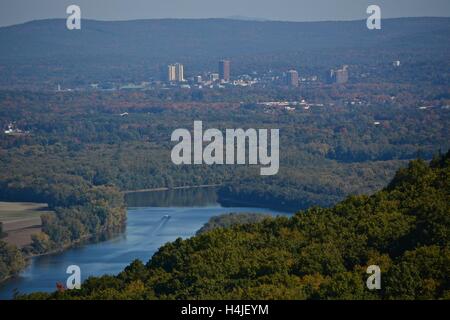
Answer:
[4,123,24,135]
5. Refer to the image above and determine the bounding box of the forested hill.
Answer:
[1,17,449,60]
[21,152,450,300]
[0,17,449,86]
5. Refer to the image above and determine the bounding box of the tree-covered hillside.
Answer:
[20,152,450,300]
[196,213,272,236]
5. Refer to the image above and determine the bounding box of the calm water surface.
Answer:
[0,188,290,299]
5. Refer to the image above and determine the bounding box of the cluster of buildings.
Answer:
[276,66,349,87]
[164,61,345,89]
[57,61,353,92]
[166,60,231,86]
[123,63,350,90]
[257,100,326,112]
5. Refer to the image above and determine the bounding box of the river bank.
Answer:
[123,184,222,194]
[0,185,296,296]
[0,227,123,287]
[1,186,217,287]
[0,188,291,299]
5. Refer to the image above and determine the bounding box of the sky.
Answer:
[0,0,449,27]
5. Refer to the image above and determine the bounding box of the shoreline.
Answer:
[122,184,222,194]
[218,196,295,214]
[0,188,291,292]
[0,229,121,288]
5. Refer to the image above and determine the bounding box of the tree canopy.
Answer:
[19,152,450,300]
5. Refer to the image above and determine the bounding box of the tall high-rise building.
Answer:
[327,65,348,84]
[167,64,176,82]
[168,63,184,82]
[335,65,348,84]
[219,60,231,82]
[286,70,299,87]
[175,63,184,82]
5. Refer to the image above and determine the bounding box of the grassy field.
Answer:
[0,202,53,248]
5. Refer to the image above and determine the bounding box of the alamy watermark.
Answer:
[171,121,279,176]
[366,265,381,290]
[66,265,81,289]
[367,5,381,30]
[66,5,81,30]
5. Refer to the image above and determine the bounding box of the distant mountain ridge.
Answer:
[1,17,449,61]
[223,15,271,22]
[0,17,448,86]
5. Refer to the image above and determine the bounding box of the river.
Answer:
[0,188,291,299]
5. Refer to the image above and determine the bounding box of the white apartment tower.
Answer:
[175,63,184,82]
[168,64,176,82]
[168,63,184,82]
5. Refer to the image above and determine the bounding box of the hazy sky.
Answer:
[0,0,449,27]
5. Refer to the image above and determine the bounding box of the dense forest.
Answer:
[196,213,272,236]
[0,72,448,283]
[1,83,448,210]
[17,152,450,299]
